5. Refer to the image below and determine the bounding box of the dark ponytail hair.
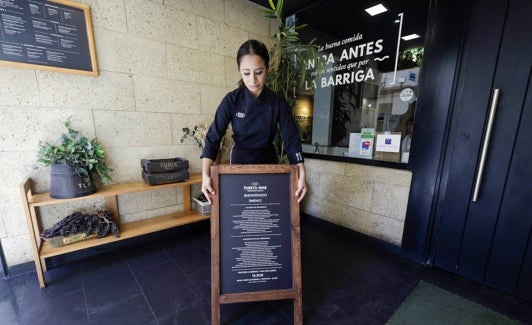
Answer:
[236,39,270,69]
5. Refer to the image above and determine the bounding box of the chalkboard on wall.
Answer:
[0,0,98,76]
[210,164,302,325]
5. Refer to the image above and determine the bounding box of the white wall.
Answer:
[302,159,411,245]
[0,0,274,267]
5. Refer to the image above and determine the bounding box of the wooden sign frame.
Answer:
[0,0,98,76]
[210,164,302,325]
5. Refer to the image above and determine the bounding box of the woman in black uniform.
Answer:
[201,39,307,204]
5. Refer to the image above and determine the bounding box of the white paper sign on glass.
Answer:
[375,133,401,153]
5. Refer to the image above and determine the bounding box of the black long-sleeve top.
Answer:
[201,86,304,165]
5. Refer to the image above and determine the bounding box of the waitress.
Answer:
[201,39,307,204]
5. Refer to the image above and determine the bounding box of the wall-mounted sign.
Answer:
[0,0,98,76]
[210,164,302,325]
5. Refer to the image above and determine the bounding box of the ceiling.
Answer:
[249,0,430,67]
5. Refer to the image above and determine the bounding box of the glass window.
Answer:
[293,0,429,164]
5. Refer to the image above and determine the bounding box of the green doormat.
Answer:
[386,281,521,325]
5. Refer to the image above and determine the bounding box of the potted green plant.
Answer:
[36,116,112,198]
[261,0,324,161]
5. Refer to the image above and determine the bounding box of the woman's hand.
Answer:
[202,158,215,204]
[295,178,307,203]
[295,163,307,203]
[202,176,215,204]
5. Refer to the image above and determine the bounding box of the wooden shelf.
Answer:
[29,174,202,206]
[20,174,206,287]
[40,210,209,259]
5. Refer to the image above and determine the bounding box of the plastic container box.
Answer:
[193,196,211,215]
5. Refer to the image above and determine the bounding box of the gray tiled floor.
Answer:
[1,218,531,324]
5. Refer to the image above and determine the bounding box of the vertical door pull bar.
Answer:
[472,88,500,202]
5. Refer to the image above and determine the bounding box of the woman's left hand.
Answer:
[295,163,307,203]
[295,179,307,203]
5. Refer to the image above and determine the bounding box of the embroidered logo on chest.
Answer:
[236,112,245,118]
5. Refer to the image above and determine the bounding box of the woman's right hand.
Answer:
[202,176,215,204]
[201,158,215,204]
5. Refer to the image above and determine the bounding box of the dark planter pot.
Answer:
[50,164,97,199]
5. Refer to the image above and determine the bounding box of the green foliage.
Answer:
[262,0,324,162]
[262,0,323,106]
[36,117,112,182]
[400,47,424,67]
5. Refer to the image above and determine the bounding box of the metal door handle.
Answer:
[472,88,500,202]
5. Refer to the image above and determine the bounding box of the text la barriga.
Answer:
[306,39,385,89]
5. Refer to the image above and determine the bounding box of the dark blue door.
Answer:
[431,0,532,301]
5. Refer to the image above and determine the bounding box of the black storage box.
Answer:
[142,170,189,185]
[141,157,189,174]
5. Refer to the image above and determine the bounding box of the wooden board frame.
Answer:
[210,164,302,325]
[0,0,98,76]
